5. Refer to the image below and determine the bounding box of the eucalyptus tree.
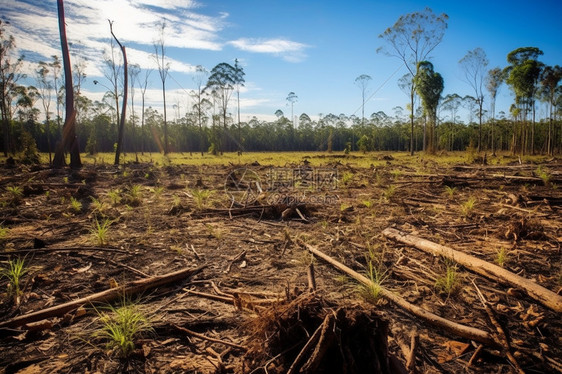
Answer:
[36,62,54,161]
[153,21,170,154]
[108,20,129,165]
[504,47,543,154]
[205,62,236,152]
[486,67,504,155]
[441,93,462,151]
[0,20,25,156]
[128,63,140,155]
[49,55,62,136]
[539,65,561,155]
[286,91,298,126]
[192,65,210,155]
[378,7,448,155]
[139,68,151,154]
[459,47,489,152]
[414,61,443,154]
[102,35,122,134]
[354,74,372,125]
[234,59,245,150]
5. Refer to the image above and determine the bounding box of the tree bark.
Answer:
[0,265,205,329]
[110,20,128,165]
[382,227,562,313]
[52,0,81,169]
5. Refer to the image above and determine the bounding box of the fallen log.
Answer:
[0,265,206,329]
[382,227,562,313]
[302,243,497,347]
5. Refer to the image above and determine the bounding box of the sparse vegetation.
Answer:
[93,298,153,357]
[90,218,112,246]
[0,257,28,304]
[495,247,508,267]
[536,166,551,186]
[5,185,23,205]
[191,188,213,210]
[460,196,476,216]
[444,185,457,199]
[69,197,82,213]
[107,189,121,205]
[341,171,354,186]
[435,260,460,297]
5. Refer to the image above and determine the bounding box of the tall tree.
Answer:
[50,55,62,136]
[234,59,245,151]
[378,7,448,155]
[354,74,372,126]
[459,47,489,152]
[539,65,561,155]
[286,91,298,126]
[109,20,128,165]
[504,47,543,154]
[441,93,462,150]
[192,65,210,155]
[153,21,170,154]
[414,61,443,154]
[36,61,54,162]
[205,62,236,153]
[139,68,151,155]
[0,20,25,156]
[486,67,504,155]
[128,63,140,156]
[53,0,81,168]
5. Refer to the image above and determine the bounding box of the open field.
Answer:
[1,151,561,373]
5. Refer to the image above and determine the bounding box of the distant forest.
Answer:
[1,7,561,163]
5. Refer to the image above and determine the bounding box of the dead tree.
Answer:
[109,20,128,165]
[52,0,81,169]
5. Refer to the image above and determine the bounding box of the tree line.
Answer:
[1,7,561,165]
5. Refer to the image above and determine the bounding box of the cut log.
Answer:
[382,227,562,313]
[303,243,497,347]
[0,265,206,329]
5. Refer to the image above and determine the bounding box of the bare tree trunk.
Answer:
[110,21,128,166]
[53,0,81,169]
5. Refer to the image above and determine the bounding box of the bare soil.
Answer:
[0,154,561,373]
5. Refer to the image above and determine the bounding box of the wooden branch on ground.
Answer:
[472,280,524,374]
[302,243,497,347]
[382,227,562,313]
[0,265,206,329]
[173,324,247,351]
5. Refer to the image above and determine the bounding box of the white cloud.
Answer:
[228,38,309,62]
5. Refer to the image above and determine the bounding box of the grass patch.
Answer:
[495,247,509,267]
[0,257,28,304]
[191,188,213,210]
[93,298,153,357]
[90,218,112,246]
[435,260,460,297]
[460,196,476,216]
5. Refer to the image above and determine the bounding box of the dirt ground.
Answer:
[0,153,561,374]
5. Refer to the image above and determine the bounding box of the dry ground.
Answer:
[0,152,561,373]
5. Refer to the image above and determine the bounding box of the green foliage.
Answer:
[123,185,142,206]
[69,197,82,213]
[460,196,476,216]
[93,299,153,357]
[361,200,373,209]
[443,185,457,199]
[495,248,508,267]
[5,185,23,205]
[191,188,213,210]
[341,171,354,186]
[357,135,369,153]
[90,218,112,246]
[0,225,8,240]
[107,189,121,206]
[18,131,40,164]
[0,257,28,303]
[382,184,396,200]
[435,260,460,296]
[536,166,551,186]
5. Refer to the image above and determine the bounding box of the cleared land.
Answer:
[0,151,561,373]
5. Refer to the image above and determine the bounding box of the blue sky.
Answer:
[2,0,562,123]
